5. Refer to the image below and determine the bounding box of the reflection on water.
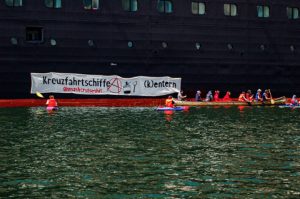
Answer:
[0,107,300,198]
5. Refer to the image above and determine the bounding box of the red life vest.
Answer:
[47,99,57,107]
[238,94,246,102]
[223,92,231,102]
[214,93,219,102]
[165,98,174,107]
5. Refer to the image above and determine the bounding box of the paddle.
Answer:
[36,92,44,98]
[268,89,275,104]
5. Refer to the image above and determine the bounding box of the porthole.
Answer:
[128,41,133,48]
[290,45,295,52]
[162,42,168,48]
[195,43,201,50]
[50,38,57,46]
[10,37,18,45]
[88,39,95,47]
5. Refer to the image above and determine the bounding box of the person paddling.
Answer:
[213,90,220,102]
[195,90,202,101]
[222,91,232,102]
[165,95,174,107]
[238,91,248,102]
[263,89,271,101]
[46,95,58,110]
[245,90,254,102]
[177,90,187,101]
[290,95,299,106]
[205,91,213,102]
[255,89,263,102]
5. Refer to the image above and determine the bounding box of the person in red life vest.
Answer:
[46,95,58,108]
[165,95,174,107]
[222,91,232,102]
[238,91,248,102]
[245,90,254,102]
[213,90,220,101]
[291,95,299,106]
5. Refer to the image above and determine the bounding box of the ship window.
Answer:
[162,42,168,48]
[26,27,43,43]
[191,2,205,15]
[5,0,23,7]
[83,0,99,10]
[224,4,237,16]
[157,0,173,13]
[287,7,299,19]
[88,39,95,47]
[11,37,18,45]
[45,0,62,8]
[290,45,295,52]
[127,41,133,48]
[257,5,270,18]
[122,0,138,12]
[195,42,201,50]
[50,39,57,46]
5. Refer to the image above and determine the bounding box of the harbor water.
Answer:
[0,106,300,198]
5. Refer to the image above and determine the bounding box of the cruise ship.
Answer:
[1,0,299,99]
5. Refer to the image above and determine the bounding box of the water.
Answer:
[0,106,300,198]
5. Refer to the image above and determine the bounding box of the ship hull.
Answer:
[0,0,299,100]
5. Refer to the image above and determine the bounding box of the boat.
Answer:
[1,1,299,106]
[173,97,286,107]
[156,106,189,111]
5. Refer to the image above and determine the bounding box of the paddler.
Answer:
[263,89,271,101]
[222,91,232,102]
[46,95,58,109]
[290,95,299,106]
[177,90,187,101]
[255,89,263,102]
[195,90,202,101]
[238,91,248,102]
[245,90,253,102]
[213,90,220,101]
[165,95,174,107]
[205,90,213,102]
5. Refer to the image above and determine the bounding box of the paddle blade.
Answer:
[271,99,275,104]
[36,92,44,98]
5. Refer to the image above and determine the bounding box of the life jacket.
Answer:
[47,99,57,107]
[214,93,219,102]
[165,98,174,107]
[291,98,298,105]
[223,93,231,102]
[246,93,253,102]
[238,94,245,102]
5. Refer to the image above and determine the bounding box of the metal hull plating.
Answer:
[0,1,299,99]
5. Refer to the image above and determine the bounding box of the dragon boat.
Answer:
[173,97,286,107]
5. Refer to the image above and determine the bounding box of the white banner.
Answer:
[31,72,181,96]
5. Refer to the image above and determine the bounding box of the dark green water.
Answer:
[0,107,300,198]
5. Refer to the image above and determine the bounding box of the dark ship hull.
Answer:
[0,0,299,99]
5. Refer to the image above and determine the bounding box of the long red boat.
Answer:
[0,0,299,106]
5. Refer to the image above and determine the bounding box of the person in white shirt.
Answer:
[177,90,187,101]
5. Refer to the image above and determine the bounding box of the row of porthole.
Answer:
[10,37,296,52]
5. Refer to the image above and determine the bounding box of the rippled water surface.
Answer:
[0,106,300,198]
